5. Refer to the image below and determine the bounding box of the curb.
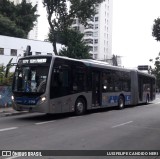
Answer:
[0,110,28,117]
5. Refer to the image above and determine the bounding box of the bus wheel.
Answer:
[118,95,125,109]
[75,98,86,115]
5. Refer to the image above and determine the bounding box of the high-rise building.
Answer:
[71,0,113,61]
[10,0,39,40]
[10,0,21,5]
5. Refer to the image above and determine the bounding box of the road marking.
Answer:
[0,127,18,132]
[155,102,160,104]
[35,120,55,125]
[112,121,133,128]
[6,156,21,159]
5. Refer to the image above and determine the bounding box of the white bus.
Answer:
[12,55,156,115]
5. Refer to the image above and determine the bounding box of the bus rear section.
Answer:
[137,71,156,104]
[130,70,156,105]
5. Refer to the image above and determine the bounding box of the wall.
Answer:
[0,35,62,66]
[0,86,12,108]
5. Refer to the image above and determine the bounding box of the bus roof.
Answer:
[52,56,135,72]
[19,55,154,77]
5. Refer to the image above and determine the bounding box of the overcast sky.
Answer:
[112,0,160,68]
[38,0,160,68]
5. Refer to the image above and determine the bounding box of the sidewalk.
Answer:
[0,107,28,117]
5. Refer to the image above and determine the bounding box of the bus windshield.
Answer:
[13,57,51,94]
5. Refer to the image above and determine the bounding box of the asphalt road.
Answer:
[1,95,160,159]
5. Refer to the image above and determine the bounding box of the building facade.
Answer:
[0,35,62,67]
[71,0,113,61]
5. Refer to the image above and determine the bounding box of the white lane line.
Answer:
[6,156,21,159]
[0,127,18,132]
[35,120,55,125]
[112,121,133,128]
[155,102,160,104]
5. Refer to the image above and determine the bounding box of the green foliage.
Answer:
[0,0,39,38]
[152,17,160,41]
[0,0,16,19]
[69,0,103,26]
[57,29,91,59]
[0,14,26,38]
[152,18,160,88]
[0,58,13,86]
[150,54,160,89]
[15,0,39,36]
[43,0,104,56]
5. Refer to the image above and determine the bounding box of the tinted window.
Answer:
[50,64,70,98]
[72,65,86,92]
[102,70,131,92]
[50,58,87,99]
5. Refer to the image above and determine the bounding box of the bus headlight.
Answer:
[11,95,14,101]
[38,96,46,105]
[41,97,46,102]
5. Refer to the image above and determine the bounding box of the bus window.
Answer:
[13,66,48,93]
[92,71,101,106]
[102,71,131,93]
[122,72,131,92]
[114,71,122,92]
[50,66,70,98]
[102,71,114,92]
[72,66,86,92]
[102,73,108,92]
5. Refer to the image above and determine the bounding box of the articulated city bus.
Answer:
[12,55,156,115]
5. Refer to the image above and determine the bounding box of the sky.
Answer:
[37,0,160,68]
[37,2,49,41]
[112,0,160,68]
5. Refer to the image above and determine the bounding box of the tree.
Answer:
[56,29,91,59]
[0,14,26,38]
[15,0,39,37]
[149,53,160,89]
[152,18,160,41]
[43,0,104,56]
[0,0,39,38]
[0,58,13,86]
[152,18,160,89]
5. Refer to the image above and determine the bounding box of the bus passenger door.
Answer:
[92,71,101,107]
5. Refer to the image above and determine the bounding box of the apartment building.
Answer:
[72,0,113,61]
[10,0,21,5]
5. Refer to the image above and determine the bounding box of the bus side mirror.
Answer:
[5,64,9,78]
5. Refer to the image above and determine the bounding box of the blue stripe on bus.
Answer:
[125,95,131,101]
[109,96,118,103]
[109,95,131,103]
[15,97,40,105]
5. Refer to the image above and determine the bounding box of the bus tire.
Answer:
[118,95,125,109]
[75,97,86,115]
